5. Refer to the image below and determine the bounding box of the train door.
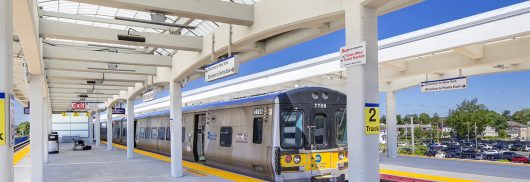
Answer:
[193,114,206,162]
[308,108,332,172]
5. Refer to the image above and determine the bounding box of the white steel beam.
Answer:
[48,83,128,90]
[68,0,254,26]
[126,99,134,159]
[95,110,101,146]
[50,93,115,98]
[453,44,483,59]
[107,110,113,151]
[46,70,147,82]
[49,88,120,95]
[44,45,172,67]
[46,60,157,75]
[29,75,44,182]
[41,10,173,31]
[169,81,183,177]
[0,0,14,181]
[13,0,41,74]
[47,78,137,87]
[40,19,202,51]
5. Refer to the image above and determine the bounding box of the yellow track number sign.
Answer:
[364,103,380,135]
[0,93,6,145]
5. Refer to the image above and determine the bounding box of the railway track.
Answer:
[14,139,30,152]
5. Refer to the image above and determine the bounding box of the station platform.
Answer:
[13,143,530,182]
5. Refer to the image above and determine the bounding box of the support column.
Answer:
[95,110,101,146]
[30,75,44,182]
[386,91,398,158]
[169,81,183,177]
[107,109,113,151]
[43,98,49,163]
[126,99,134,159]
[0,0,14,181]
[344,1,380,181]
[88,111,93,144]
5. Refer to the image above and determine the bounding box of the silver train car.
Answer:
[102,87,349,181]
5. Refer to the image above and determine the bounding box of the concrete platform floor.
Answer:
[16,144,231,182]
[380,155,530,182]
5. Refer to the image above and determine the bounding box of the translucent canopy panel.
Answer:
[38,0,260,55]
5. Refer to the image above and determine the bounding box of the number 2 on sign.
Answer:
[364,104,380,135]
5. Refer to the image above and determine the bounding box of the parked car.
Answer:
[524,145,530,151]
[483,150,499,155]
[435,151,446,158]
[499,152,518,161]
[475,154,485,160]
[461,150,478,159]
[425,150,437,157]
[483,144,493,150]
[445,151,462,158]
[511,144,524,151]
[398,142,407,147]
[511,155,529,163]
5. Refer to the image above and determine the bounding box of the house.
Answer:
[506,121,530,140]
[482,126,498,137]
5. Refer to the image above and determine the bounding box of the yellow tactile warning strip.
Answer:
[399,154,530,168]
[380,169,479,182]
[13,145,30,165]
[104,142,264,182]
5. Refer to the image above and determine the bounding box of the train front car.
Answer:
[275,87,348,182]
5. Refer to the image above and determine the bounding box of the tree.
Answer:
[16,121,30,136]
[380,115,387,124]
[445,98,506,138]
[418,113,431,125]
[396,114,404,125]
[513,108,530,125]
[502,110,512,121]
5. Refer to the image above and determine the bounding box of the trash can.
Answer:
[48,133,59,154]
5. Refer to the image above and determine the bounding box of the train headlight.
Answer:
[322,92,329,100]
[294,155,301,164]
[312,92,319,100]
[285,155,292,163]
[338,153,344,160]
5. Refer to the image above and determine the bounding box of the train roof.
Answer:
[134,87,344,119]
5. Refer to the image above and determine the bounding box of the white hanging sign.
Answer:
[143,90,155,102]
[420,77,467,93]
[340,41,367,68]
[205,56,239,82]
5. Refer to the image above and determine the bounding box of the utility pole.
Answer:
[474,122,478,150]
[411,117,415,154]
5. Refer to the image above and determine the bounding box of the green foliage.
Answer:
[513,108,530,125]
[446,98,507,138]
[16,121,30,136]
[380,115,387,124]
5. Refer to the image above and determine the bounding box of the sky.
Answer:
[100,0,530,118]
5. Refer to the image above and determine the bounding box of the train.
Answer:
[100,87,348,181]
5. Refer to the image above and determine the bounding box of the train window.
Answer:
[151,128,158,139]
[280,111,304,149]
[310,113,328,147]
[181,127,185,142]
[139,128,145,138]
[220,127,232,147]
[335,111,347,145]
[253,118,263,144]
[166,127,171,141]
[158,127,165,140]
[145,127,151,139]
[122,128,126,137]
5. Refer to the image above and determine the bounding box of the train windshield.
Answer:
[336,110,347,146]
[281,111,304,149]
[310,113,328,148]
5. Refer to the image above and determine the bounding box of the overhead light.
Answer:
[78,94,88,98]
[493,64,508,69]
[117,34,145,42]
[115,16,197,29]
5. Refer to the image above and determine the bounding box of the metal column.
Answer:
[43,98,49,163]
[386,91,398,158]
[107,110,113,151]
[88,111,93,144]
[30,75,45,182]
[0,0,14,181]
[95,110,101,146]
[169,81,183,177]
[344,1,380,181]
[126,99,134,159]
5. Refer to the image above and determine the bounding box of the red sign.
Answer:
[71,102,88,110]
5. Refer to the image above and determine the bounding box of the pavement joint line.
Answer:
[14,145,30,166]
[103,141,265,182]
[45,159,156,166]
